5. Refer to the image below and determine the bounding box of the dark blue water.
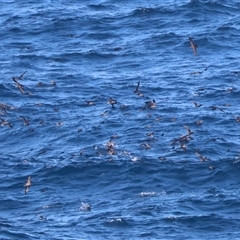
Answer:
[1,0,240,239]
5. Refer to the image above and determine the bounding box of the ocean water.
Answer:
[1,0,240,239]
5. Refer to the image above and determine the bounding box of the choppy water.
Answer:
[1,0,240,239]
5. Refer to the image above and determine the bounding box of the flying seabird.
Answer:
[19,116,30,126]
[191,67,208,74]
[184,125,193,135]
[13,79,25,94]
[140,143,151,149]
[180,140,187,152]
[195,152,207,162]
[134,81,140,94]
[189,37,198,55]
[171,125,194,145]
[210,106,225,112]
[0,118,13,128]
[193,102,202,107]
[134,81,144,96]
[12,71,27,82]
[24,176,32,194]
[0,103,13,115]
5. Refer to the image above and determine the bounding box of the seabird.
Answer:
[191,67,208,74]
[39,215,46,220]
[24,176,32,194]
[134,81,140,94]
[56,122,62,126]
[184,125,193,135]
[0,118,12,128]
[146,132,154,138]
[0,103,13,115]
[189,37,198,55]
[13,79,25,94]
[235,116,240,123]
[195,152,207,162]
[210,106,225,112]
[171,125,194,145]
[80,149,84,156]
[86,101,96,106]
[195,120,203,125]
[107,98,117,108]
[19,116,30,126]
[193,102,202,107]
[145,99,156,109]
[209,166,215,170]
[134,81,144,96]
[205,137,220,144]
[81,202,91,211]
[140,143,151,149]
[180,140,187,152]
[12,71,27,82]
[105,137,116,155]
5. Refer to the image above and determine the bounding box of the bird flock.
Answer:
[0,36,240,198]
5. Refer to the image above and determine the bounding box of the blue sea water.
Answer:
[1,0,240,239]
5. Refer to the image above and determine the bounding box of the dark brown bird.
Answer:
[189,37,198,55]
[134,81,144,96]
[86,101,96,106]
[231,71,240,74]
[19,116,30,126]
[56,122,62,126]
[171,125,193,145]
[80,149,85,156]
[146,132,154,138]
[0,118,13,128]
[195,152,207,162]
[191,67,208,74]
[24,176,32,194]
[180,140,187,152]
[12,71,27,82]
[0,103,13,115]
[184,125,193,135]
[172,133,192,145]
[13,79,25,94]
[39,215,46,220]
[210,106,225,112]
[140,143,151,149]
[205,137,220,144]
[134,81,140,94]
[193,102,202,107]
[145,99,156,109]
[235,116,240,123]
[81,202,91,211]
[107,98,117,107]
[105,137,116,155]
